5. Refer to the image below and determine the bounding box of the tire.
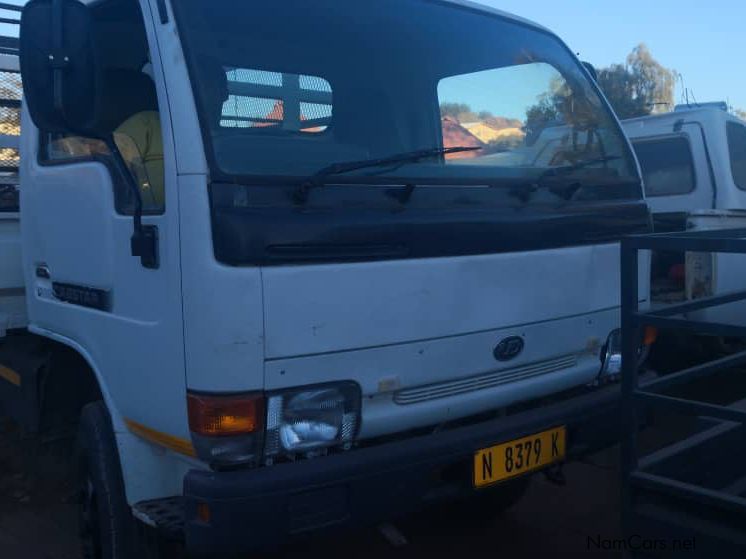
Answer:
[77,401,142,559]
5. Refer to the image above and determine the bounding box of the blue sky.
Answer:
[2,0,744,111]
[478,0,746,111]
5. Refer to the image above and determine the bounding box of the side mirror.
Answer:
[581,61,598,83]
[20,0,100,135]
[20,0,159,269]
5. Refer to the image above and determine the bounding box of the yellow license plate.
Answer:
[473,426,566,488]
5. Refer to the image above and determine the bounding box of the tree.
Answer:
[596,44,675,119]
[524,93,561,144]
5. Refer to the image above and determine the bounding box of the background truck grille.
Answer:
[393,355,579,405]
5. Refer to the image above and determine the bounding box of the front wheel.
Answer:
[77,402,144,559]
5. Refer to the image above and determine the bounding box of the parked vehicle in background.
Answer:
[0,42,24,342]
[0,0,651,556]
[624,103,746,364]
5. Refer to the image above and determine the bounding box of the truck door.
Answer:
[20,1,187,446]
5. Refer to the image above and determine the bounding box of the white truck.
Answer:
[624,103,746,365]
[0,0,651,556]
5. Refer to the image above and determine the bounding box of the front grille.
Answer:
[393,354,579,405]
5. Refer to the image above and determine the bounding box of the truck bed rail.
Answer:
[621,228,746,556]
[0,7,21,194]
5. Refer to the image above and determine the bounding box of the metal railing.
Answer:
[0,4,19,58]
[620,227,746,552]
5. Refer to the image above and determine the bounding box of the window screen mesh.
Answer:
[0,69,21,173]
[221,68,332,132]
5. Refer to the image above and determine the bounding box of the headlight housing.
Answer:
[264,382,361,461]
[598,327,657,382]
[600,329,623,379]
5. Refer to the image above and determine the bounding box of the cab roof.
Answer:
[89,0,553,35]
[438,0,552,34]
[623,104,742,126]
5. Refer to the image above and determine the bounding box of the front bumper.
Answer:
[183,384,622,555]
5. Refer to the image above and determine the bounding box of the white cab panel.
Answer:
[266,307,619,437]
[262,243,622,360]
[179,174,265,393]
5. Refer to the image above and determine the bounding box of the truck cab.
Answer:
[1,0,650,555]
[624,104,746,331]
[624,103,746,225]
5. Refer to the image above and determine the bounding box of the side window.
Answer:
[220,68,333,134]
[39,112,165,216]
[42,133,110,161]
[631,136,696,197]
[727,121,746,190]
[36,4,164,215]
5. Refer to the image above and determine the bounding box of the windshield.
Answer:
[175,0,638,189]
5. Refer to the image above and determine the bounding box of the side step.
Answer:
[133,497,185,541]
[133,497,186,557]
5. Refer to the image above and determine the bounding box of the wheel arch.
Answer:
[28,325,126,432]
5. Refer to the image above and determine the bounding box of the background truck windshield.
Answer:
[175,0,637,187]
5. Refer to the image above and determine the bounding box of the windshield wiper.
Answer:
[538,155,622,179]
[509,156,623,202]
[293,146,482,204]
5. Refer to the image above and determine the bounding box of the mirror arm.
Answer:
[104,137,160,270]
[50,0,66,113]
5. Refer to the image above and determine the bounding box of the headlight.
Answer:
[598,328,657,382]
[264,382,361,460]
[600,329,623,378]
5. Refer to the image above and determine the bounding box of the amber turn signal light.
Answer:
[644,327,658,346]
[196,502,211,524]
[187,392,264,437]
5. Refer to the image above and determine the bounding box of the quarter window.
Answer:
[631,136,696,197]
[727,121,746,190]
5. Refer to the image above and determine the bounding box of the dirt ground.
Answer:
[0,420,79,559]
[0,415,626,559]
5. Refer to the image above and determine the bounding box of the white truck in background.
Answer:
[0,1,653,557]
[624,103,746,365]
[0,44,26,343]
